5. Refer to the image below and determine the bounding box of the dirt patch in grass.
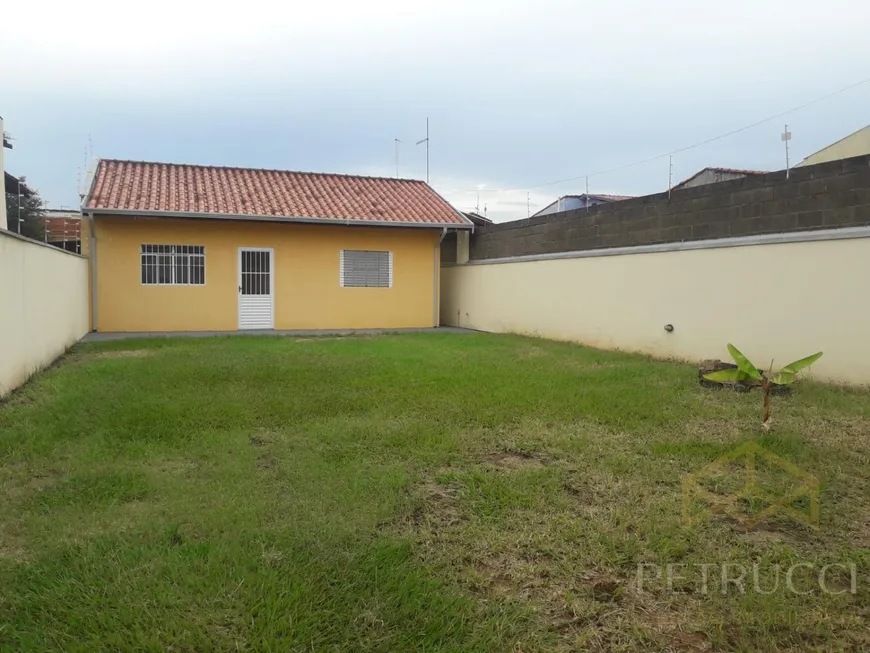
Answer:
[1,465,62,503]
[487,451,546,469]
[255,454,278,469]
[0,518,31,564]
[732,518,820,545]
[95,349,154,359]
[588,575,622,602]
[640,610,712,652]
[293,336,380,343]
[151,459,197,477]
[851,517,870,549]
[799,414,870,449]
[412,479,465,528]
[0,543,30,563]
[560,359,616,371]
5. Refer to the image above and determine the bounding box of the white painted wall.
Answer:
[0,231,89,397]
[442,234,870,384]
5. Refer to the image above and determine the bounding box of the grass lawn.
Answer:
[1,333,868,652]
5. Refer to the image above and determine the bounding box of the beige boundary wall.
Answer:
[0,230,89,397]
[441,228,870,385]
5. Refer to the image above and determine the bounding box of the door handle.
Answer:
[238,285,243,293]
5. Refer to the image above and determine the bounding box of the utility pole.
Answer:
[17,179,23,234]
[527,192,531,218]
[668,154,674,198]
[781,124,792,179]
[585,175,590,213]
[394,139,402,178]
[415,118,430,184]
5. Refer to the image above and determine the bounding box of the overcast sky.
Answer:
[3,0,870,222]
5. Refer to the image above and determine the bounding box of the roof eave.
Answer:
[84,207,475,229]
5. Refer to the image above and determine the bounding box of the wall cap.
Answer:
[0,228,87,258]
[447,226,870,267]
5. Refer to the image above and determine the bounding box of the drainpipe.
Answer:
[88,212,98,331]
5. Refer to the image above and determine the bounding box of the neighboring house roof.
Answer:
[83,159,473,228]
[671,167,767,191]
[533,193,633,217]
[462,211,493,227]
[561,193,634,202]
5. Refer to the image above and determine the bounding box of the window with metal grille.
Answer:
[141,245,205,285]
[340,250,392,288]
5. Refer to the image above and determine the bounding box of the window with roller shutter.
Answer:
[339,250,392,288]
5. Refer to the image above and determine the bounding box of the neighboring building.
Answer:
[4,171,30,195]
[4,171,34,235]
[671,167,767,191]
[796,124,870,167]
[81,159,472,332]
[532,194,633,218]
[44,209,82,253]
[462,211,493,227]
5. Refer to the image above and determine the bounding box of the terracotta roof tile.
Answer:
[85,159,471,227]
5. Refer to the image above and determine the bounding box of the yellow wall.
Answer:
[441,236,870,384]
[798,125,870,166]
[94,216,441,331]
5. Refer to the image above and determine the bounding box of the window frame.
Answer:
[141,244,206,286]
[339,249,393,288]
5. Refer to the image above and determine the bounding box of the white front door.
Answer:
[238,248,275,329]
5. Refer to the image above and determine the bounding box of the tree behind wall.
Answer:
[4,176,46,241]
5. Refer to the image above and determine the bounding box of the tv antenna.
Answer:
[394,138,402,178]
[415,118,430,184]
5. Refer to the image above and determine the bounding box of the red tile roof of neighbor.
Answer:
[84,159,472,228]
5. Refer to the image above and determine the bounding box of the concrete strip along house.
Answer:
[81,159,473,332]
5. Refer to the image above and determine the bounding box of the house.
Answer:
[671,167,767,191]
[81,159,473,332]
[796,124,870,167]
[532,194,633,218]
[44,209,82,253]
